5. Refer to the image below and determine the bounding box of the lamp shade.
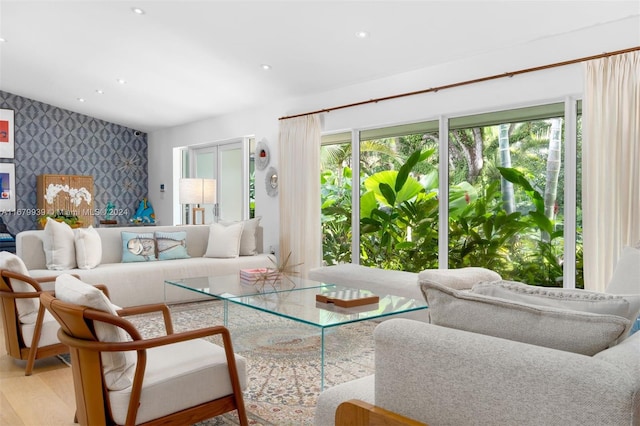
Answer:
[179,178,216,204]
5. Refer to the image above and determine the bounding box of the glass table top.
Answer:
[165,274,428,329]
[165,274,331,299]
[228,284,427,328]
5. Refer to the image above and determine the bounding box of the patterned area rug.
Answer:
[126,300,376,425]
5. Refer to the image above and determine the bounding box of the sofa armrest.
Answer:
[335,399,427,426]
[373,319,640,425]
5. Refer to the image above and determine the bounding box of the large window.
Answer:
[321,101,583,288]
[448,103,570,287]
[358,122,439,271]
[321,132,353,265]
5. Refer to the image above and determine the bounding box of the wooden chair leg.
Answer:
[24,347,37,376]
[25,306,48,375]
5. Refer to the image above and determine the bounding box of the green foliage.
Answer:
[321,123,584,288]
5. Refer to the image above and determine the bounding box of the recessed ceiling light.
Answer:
[131,7,145,15]
[0,37,6,43]
[96,89,104,95]
[355,31,369,39]
[260,64,272,71]
[117,78,127,85]
[77,97,86,103]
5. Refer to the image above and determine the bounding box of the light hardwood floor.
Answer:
[0,321,76,426]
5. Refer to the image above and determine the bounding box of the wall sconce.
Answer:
[179,178,216,225]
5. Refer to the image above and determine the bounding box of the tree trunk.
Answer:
[543,118,562,241]
[449,128,484,183]
[498,124,515,213]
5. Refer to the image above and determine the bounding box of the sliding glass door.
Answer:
[185,140,245,224]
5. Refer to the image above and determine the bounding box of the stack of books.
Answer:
[239,268,281,285]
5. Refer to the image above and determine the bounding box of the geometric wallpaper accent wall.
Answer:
[0,90,148,234]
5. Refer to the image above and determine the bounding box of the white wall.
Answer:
[147,16,639,255]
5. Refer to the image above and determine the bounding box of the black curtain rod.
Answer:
[279,46,640,121]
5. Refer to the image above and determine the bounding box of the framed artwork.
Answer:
[0,163,16,212]
[0,109,15,159]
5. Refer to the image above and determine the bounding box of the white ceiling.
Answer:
[1,0,638,133]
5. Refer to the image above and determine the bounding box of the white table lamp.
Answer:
[179,178,216,224]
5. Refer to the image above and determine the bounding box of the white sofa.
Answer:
[16,224,275,307]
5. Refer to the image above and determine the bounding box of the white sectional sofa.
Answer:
[16,224,275,307]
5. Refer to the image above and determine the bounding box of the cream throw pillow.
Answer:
[43,218,76,270]
[55,274,135,391]
[421,281,629,356]
[0,251,39,324]
[220,217,261,255]
[607,246,640,295]
[204,222,245,258]
[74,226,102,269]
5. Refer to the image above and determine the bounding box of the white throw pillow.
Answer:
[0,251,39,324]
[418,267,501,290]
[421,281,629,356]
[607,246,640,295]
[74,226,102,269]
[204,222,244,258]
[55,274,135,391]
[43,218,76,270]
[220,217,261,256]
[472,280,640,340]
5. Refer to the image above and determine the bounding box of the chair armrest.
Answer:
[335,399,427,426]
[1,270,44,291]
[116,303,174,335]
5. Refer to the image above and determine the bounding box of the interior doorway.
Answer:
[184,140,247,224]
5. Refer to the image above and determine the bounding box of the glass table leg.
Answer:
[321,328,325,390]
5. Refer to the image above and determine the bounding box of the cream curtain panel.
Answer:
[278,114,322,278]
[583,51,640,292]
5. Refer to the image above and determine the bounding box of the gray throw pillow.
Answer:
[472,280,640,340]
[421,281,629,356]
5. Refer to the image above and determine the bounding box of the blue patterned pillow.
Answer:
[121,232,157,262]
[155,231,190,260]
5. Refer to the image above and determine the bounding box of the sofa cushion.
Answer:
[0,251,39,324]
[421,281,629,356]
[75,226,102,269]
[220,217,261,256]
[55,274,135,391]
[418,267,501,290]
[204,222,244,258]
[155,231,190,260]
[21,310,61,348]
[121,231,157,262]
[472,280,640,340]
[108,339,247,425]
[43,218,76,270]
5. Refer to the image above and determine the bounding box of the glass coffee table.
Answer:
[165,274,428,389]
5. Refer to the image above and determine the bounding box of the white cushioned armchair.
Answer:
[316,317,640,425]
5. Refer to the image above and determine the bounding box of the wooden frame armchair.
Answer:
[0,269,68,375]
[41,290,248,426]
